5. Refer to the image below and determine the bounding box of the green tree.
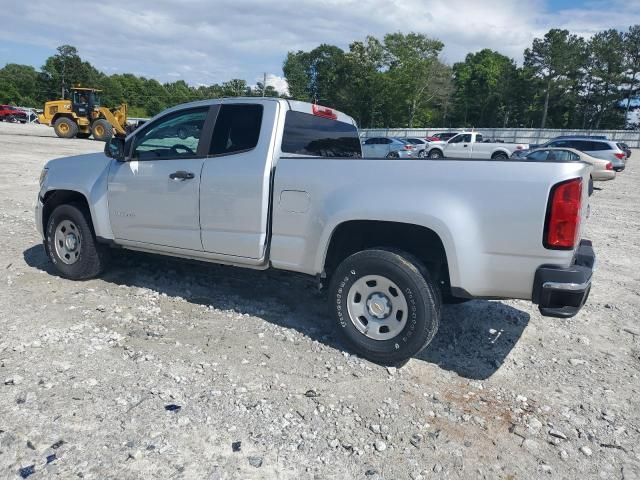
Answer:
[452,49,518,127]
[623,25,640,122]
[524,29,586,128]
[382,33,449,127]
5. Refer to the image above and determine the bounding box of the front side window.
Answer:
[448,134,464,143]
[281,111,361,157]
[133,107,208,160]
[210,104,263,155]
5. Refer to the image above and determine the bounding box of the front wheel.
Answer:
[329,249,441,365]
[428,149,443,159]
[91,119,114,141]
[45,204,109,280]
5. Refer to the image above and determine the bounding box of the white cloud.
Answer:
[0,0,638,86]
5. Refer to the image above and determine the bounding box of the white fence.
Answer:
[360,128,640,148]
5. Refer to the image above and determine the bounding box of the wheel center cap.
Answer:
[65,234,78,251]
[367,293,391,319]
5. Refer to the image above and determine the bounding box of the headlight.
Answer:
[39,167,49,186]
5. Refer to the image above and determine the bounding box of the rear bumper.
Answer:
[532,240,595,318]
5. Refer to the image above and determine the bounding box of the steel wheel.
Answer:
[54,219,82,265]
[94,124,105,137]
[346,274,409,341]
[58,122,69,134]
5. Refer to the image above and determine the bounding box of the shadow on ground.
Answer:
[24,244,529,380]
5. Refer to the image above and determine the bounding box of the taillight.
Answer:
[404,145,413,150]
[312,104,337,120]
[544,178,582,250]
[606,162,613,171]
[614,152,625,160]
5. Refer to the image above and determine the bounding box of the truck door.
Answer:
[199,101,278,259]
[445,133,473,158]
[108,106,214,250]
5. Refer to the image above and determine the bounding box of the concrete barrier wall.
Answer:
[360,128,640,148]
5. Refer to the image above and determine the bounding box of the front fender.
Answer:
[41,153,114,239]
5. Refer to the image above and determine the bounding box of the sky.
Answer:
[1,0,639,94]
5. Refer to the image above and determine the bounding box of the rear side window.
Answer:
[587,141,611,151]
[210,104,263,155]
[281,111,361,157]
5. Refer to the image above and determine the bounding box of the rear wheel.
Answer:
[418,150,426,158]
[386,151,400,159]
[329,249,441,365]
[91,119,113,141]
[492,152,509,160]
[53,117,78,139]
[428,149,443,159]
[45,203,109,280]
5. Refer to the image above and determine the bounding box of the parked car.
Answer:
[522,148,615,181]
[35,97,596,364]
[361,136,415,158]
[514,137,627,172]
[404,137,429,157]
[618,142,632,159]
[0,105,27,123]
[426,132,528,159]
[429,132,458,142]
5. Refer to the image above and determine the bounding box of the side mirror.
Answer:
[105,137,126,161]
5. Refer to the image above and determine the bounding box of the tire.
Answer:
[76,132,91,139]
[45,203,109,280]
[418,150,426,158]
[329,248,441,365]
[91,119,113,141]
[428,149,443,159]
[492,152,509,160]
[386,151,400,159]
[53,117,78,139]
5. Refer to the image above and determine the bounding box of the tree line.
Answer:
[1,25,639,129]
[0,45,280,118]
[284,26,640,130]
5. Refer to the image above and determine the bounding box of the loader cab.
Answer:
[71,88,100,117]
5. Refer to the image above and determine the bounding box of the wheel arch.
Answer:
[42,190,95,237]
[321,220,454,296]
[51,113,76,125]
[491,149,510,159]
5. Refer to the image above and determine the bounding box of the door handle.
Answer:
[463,144,468,147]
[169,171,195,180]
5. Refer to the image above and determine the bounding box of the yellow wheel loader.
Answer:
[38,87,128,141]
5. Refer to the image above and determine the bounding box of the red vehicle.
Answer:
[0,105,27,123]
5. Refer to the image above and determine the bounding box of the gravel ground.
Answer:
[1,122,639,480]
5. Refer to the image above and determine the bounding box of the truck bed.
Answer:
[270,156,591,300]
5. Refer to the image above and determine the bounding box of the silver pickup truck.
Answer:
[35,98,596,365]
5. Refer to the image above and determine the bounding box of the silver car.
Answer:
[361,137,415,158]
[404,137,429,157]
[539,138,627,172]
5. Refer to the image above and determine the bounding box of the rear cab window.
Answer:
[281,111,361,158]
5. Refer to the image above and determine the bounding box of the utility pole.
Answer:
[262,72,267,97]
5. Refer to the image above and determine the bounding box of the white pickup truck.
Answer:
[426,132,528,160]
[35,98,595,365]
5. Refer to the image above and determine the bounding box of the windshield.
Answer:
[72,90,100,106]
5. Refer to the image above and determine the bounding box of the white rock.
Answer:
[580,446,593,457]
[374,440,387,452]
